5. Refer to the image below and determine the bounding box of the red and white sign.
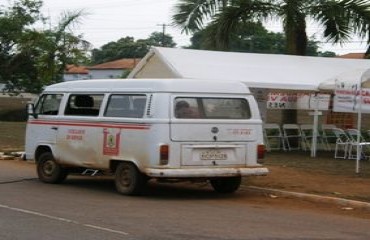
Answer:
[334,87,370,113]
[103,128,121,156]
[267,93,330,110]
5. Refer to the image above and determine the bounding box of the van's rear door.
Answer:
[170,96,260,166]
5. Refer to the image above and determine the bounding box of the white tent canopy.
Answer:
[129,47,370,91]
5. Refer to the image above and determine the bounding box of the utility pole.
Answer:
[157,23,170,47]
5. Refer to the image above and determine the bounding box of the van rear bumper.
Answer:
[144,167,268,178]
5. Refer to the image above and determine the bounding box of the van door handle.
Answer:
[51,127,58,130]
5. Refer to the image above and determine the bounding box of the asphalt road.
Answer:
[1,160,370,240]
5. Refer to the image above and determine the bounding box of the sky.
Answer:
[41,0,192,48]
[3,0,370,54]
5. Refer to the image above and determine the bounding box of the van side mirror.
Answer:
[27,103,38,119]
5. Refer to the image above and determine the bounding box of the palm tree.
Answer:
[173,0,370,55]
[172,0,370,123]
[40,10,90,84]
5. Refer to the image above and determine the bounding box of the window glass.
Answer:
[35,94,63,115]
[174,97,251,119]
[105,94,147,118]
[65,94,103,116]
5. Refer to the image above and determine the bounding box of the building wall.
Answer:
[266,109,370,130]
[63,73,90,81]
[89,69,124,79]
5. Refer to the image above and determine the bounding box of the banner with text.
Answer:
[334,86,370,113]
[267,93,330,110]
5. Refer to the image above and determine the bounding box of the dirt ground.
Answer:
[238,151,370,219]
[247,151,370,202]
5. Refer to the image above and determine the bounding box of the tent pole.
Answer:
[356,81,363,173]
[310,93,321,157]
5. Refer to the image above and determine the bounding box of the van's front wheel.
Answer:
[210,176,241,194]
[37,152,68,184]
[115,162,146,195]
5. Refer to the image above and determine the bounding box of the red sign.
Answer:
[103,128,121,156]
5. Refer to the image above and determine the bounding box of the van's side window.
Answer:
[35,94,63,115]
[175,97,251,119]
[104,95,147,118]
[65,94,103,116]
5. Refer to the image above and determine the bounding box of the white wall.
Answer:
[89,69,125,79]
[63,73,90,81]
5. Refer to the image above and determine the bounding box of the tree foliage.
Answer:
[0,0,90,93]
[91,31,176,64]
[32,10,90,88]
[172,0,370,55]
[0,0,42,92]
[188,21,323,56]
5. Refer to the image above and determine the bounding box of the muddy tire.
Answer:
[210,176,241,194]
[37,152,68,184]
[115,162,146,195]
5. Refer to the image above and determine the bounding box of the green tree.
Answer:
[147,31,177,48]
[188,21,321,55]
[91,37,139,64]
[0,0,43,92]
[173,0,370,55]
[0,1,90,93]
[34,10,90,87]
[173,0,370,123]
[318,51,336,57]
[91,32,177,64]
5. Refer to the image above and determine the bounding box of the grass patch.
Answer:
[0,97,31,121]
[0,121,26,151]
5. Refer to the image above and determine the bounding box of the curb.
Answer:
[0,152,25,161]
[244,186,370,211]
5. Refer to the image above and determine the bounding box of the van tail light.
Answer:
[160,145,169,165]
[257,144,265,161]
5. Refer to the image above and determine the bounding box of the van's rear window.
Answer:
[174,97,251,119]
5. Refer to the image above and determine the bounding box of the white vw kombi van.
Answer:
[25,78,268,195]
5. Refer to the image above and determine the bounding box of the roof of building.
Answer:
[337,53,366,59]
[88,58,141,70]
[65,65,89,74]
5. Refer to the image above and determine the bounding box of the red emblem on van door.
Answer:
[103,128,121,155]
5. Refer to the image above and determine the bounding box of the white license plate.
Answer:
[200,150,228,160]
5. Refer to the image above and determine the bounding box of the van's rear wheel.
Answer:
[37,152,68,184]
[115,162,146,195]
[210,176,241,194]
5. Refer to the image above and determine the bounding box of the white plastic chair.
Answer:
[345,129,370,160]
[332,128,350,159]
[300,124,314,151]
[263,123,286,151]
[282,124,302,151]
